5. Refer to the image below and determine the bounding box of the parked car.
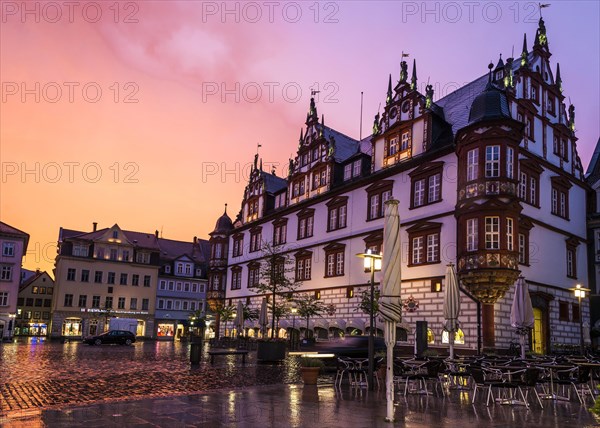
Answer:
[84,330,136,346]
[299,335,385,357]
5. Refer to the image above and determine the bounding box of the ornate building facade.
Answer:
[209,19,589,353]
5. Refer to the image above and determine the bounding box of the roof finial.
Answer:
[555,63,563,93]
[488,61,494,84]
[386,74,392,105]
[521,33,529,67]
[411,59,418,91]
[224,203,228,215]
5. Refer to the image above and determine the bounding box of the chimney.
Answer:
[193,236,197,244]
[155,230,159,238]
[93,222,97,232]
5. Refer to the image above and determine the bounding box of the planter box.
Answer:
[257,341,286,361]
[300,367,320,385]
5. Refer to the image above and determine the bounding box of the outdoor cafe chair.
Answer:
[554,366,594,405]
[514,367,544,408]
[470,367,505,406]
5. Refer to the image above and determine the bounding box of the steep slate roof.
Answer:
[261,171,288,194]
[0,221,30,251]
[19,270,48,291]
[436,74,488,136]
[585,138,600,182]
[323,125,361,162]
[157,237,209,263]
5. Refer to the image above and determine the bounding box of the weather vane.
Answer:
[539,3,550,18]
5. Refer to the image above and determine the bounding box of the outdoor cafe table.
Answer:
[535,363,576,401]
[486,366,529,406]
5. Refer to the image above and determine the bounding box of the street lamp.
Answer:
[291,305,298,350]
[356,248,382,391]
[569,284,591,355]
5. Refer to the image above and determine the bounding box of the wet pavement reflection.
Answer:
[1,340,599,427]
[0,340,300,414]
[2,383,599,427]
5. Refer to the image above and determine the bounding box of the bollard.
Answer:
[190,342,201,365]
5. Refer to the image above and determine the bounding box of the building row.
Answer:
[203,18,598,354]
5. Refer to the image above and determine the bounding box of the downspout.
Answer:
[458,280,482,356]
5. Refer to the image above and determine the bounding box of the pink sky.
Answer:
[1,1,598,276]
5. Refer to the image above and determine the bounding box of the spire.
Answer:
[260,158,263,172]
[555,63,563,93]
[320,114,325,136]
[386,74,392,105]
[299,128,304,143]
[495,53,504,70]
[537,17,547,47]
[520,33,528,67]
[224,203,228,215]
[410,59,418,91]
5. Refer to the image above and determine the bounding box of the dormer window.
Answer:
[495,70,503,81]
[384,129,412,167]
[112,231,118,239]
[165,265,171,274]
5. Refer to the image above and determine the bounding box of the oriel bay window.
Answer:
[297,208,314,240]
[324,243,345,277]
[326,196,348,231]
[407,222,441,266]
[485,216,500,250]
[409,162,443,209]
[295,251,312,281]
[365,180,393,220]
[272,218,288,246]
[485,146,500,178]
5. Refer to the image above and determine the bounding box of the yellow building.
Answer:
[52,223,160,339]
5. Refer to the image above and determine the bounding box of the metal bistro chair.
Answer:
[335,357,357,389]
[555,366,594,405]
[514,367,544,408]
[470,367,516,406]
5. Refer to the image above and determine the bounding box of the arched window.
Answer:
[427,328,435,344]
[442,328,465,345]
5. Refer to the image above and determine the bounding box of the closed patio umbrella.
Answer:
[510,276,534,359]
[259,298,268,338]
[236,300,244,338]
[443,263,461,360]
[379,199,402,423]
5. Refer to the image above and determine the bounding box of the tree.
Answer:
[243,304,259,322]
[215,304,236,337]
[272,301,290,337]
[354,288,380,333]
[251,243,300,339]
[294,293,327,339]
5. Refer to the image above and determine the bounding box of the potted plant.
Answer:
[300,357,324,385]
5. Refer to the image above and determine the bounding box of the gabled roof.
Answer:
[0,221,30,251]
[19,270,52,291]
[60,226,160,250]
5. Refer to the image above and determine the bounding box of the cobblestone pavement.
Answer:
[1,383,599,427]
[0,339,301,416]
